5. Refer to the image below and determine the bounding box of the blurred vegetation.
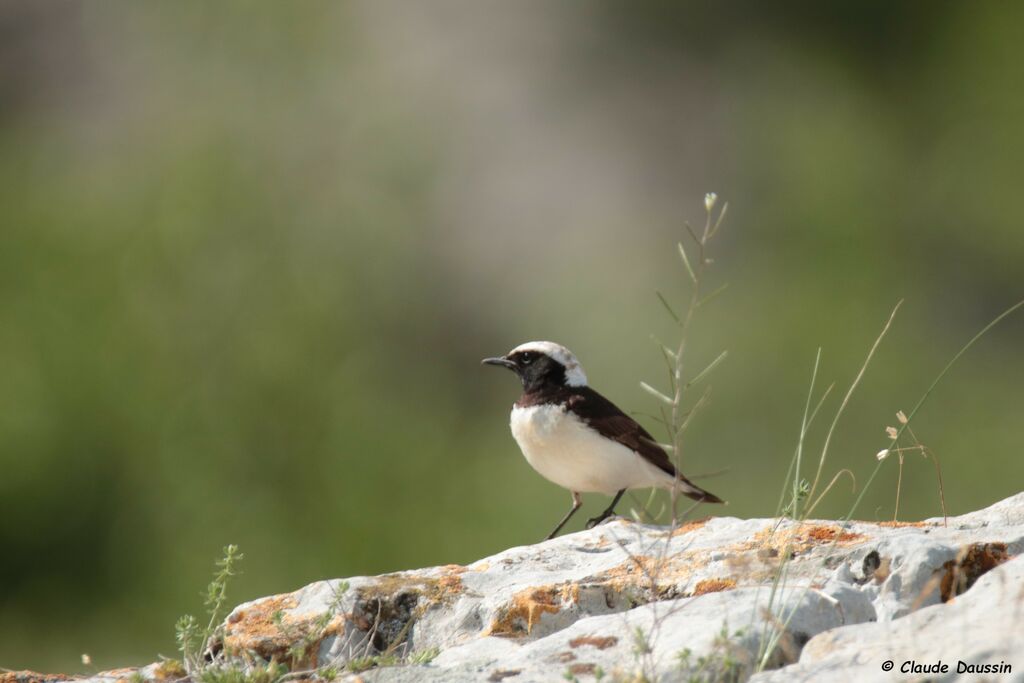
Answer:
[1,1,1022,671]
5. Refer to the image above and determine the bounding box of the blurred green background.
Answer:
[2,1,1022,671]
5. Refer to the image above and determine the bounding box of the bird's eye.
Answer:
[519,352,534,364]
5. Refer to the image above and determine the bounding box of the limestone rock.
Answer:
[19,492,1024,683]
[220,492,1023,681]
[748,553,1024,683]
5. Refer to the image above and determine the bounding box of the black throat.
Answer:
[518,354,568,395]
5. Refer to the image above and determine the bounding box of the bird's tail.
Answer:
[674,474,725,504]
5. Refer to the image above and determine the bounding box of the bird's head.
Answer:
[482,341,588,392]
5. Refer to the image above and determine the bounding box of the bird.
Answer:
[482,341,724,540]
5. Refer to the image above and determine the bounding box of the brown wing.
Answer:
[566,387,676,476]
[566,387,724,504]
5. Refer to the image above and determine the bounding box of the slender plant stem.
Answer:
[844,298,1024,522]
[806,301,902,507]
[666,202,726,523]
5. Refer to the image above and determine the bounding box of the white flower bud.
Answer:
[876,449,890,461]
[704,192,718,212]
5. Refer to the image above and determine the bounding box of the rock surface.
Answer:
[13,493,1024,683]
[749,551,1024,683]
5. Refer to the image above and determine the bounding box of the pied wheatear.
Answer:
[483,341,724,540]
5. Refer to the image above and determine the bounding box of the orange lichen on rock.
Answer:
[224,568,467,662]
[692,578,737,595]
[743,523,865,557]
[222,593,345,664]
[803,525,862,543]
[435,569,465,598]
[1,672,79,683]
[568,663,597,676]
[569,635,619,650]
[486,583,580,636]
[223,594,299,650]
[940,542,1010,602]
[0,662,188,683]
[604,554,681,589]
[671,517,711,537]
[365,569,465,606]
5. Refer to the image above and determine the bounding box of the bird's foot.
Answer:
[585,513,613,530]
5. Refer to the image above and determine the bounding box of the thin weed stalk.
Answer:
[643,192,728,525]
[610,195,731,681]
[757,303,901,672]
[882,419,946,523]
[846,298,1024,523]
[759,298,1024,673]
[803,301,902,516]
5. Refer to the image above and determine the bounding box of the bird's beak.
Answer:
[481,356,517,370]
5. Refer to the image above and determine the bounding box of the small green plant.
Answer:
[677,624,747,683]
[631,626,652,658]
[779,479,810,519]
[177,544,244,674]
[195,660,287,683]
[316,664,339,681]
[169,546,355,683]
[347,653,400,673]
[625,624,658,682]
[406,646,440,665]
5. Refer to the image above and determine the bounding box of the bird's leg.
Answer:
[545,491,582,540]
[586,489,626,529]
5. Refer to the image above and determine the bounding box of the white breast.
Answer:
[509,403,673,495]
